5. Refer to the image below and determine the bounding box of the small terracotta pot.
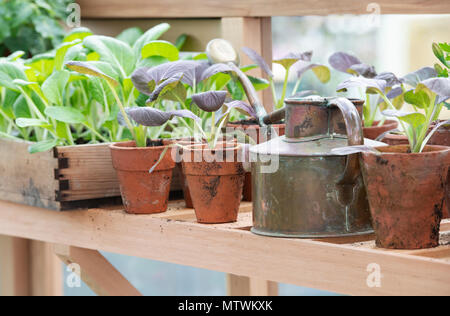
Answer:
[363,120,398,140]
[361,145,450,249]
[382,133,409,146]
[428,121,450,219]
[227,121,285,201]
[182,143,245,224]
[110,141,175,214]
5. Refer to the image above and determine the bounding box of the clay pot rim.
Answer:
[363,120,398,129]
[109,140,172,151]
[367,145,450,156]
[183,142,241,153]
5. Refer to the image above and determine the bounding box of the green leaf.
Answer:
[133,23,171,59]
[26,53,55,83]
[0,62,28,91]
[311,65,331,84]
[248,76,270,91]
[141,40,179,61]
[45,106,86,124]
[65,61,119,86]
[383,110,426,130]
[54,40,82,71]
[117,27,143,46]
[404,90,430,109]
[175,34,188,50]
[433,43,448,67]
[16,118,50,128]
[137,56,169,68]
[42,70,70,105]
[28,139,59,154]
[83,35,135,77]
[63,27,93,43]
[13,95,31,118]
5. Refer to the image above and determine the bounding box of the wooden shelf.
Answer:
[0,199,448,296]
[77,0,450,18]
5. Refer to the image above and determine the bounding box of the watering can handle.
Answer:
[328,97,364,185]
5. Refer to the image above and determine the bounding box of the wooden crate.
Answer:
[0,138,181,211]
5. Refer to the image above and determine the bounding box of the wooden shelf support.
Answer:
[227,274,279,296]
[53,244,142,296]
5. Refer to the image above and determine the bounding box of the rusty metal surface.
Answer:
[251,97,376,238]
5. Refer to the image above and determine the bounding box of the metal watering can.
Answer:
[206,39,383,238]
[250,97,387,238]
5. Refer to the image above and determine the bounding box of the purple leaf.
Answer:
[375,72,402,87]
[200,64,234,81]
[328,52,362,74]
[242,47,273,78]
[216,101,257,123]
[148,73,184,102]
[126,107,200,127]
[419,77,450,98]
[337,77,387,94]
[274,51,313,70]
[386,86,404,99]
[350,64,378,78]
[225,100,257,118]
[192,91,227,112]
[131,61,199,95]
[402,67,437,87]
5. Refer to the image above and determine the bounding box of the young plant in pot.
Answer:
[65,61,200,214]
[333,77,450,250]
[181,91,253,224]
[330,52,437,140]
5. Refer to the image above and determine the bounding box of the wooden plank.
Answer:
[29,241,63,296]
[81,18,221,52]
[53,244,142,296]
[222,17,274,113]
[227,274,250,296]
[77,0,450,17]
[0,201,449,296]
[0,138,59,210]
[0,236,30,296]
[249,279,279,296]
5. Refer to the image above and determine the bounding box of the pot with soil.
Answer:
[363,120,398,140]
[182,142,245,224]
[227,119,285,201]
[361,145,450,250]
[110,140,175,214]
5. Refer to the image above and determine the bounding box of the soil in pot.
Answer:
[182,143,245,224]
[363,120,398,140]
[110,140,175,214]
[227,119,285,201]
[361,145,450,249]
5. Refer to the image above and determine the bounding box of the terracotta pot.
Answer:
[361,145,450,249]
[182,143,245,224]
[428,121,450,219]
[110,141,175,214]
[381,132,409,146]
[363,120,398,140]
[227,121,285,201]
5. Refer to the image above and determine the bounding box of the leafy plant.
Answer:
[0,23,179,152]
[242,48,330,109]
[433,42,450,78]
[0,0,71,57]
[331,52,439,128]
[338,74,450,153]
